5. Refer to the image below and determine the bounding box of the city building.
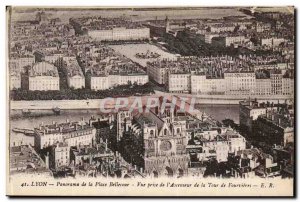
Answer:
[253,108,294,147]
[208,24,236,33]
[147,60,169,85]
[255,22,272,33]
[34,119,96,150]
[191,73,226,95]
[10,72,21,90]
[239,99,279,131]
[10,54,35,73]
[203,33,220,44]
[10,145,51,176]
[74,16,150,41]
[212,35,247,47]
[255,78,272,95]
[49,142,70,169]
[64,58,85,89]
[187,127,246,164]
[282,70,294,96]
[168,73,191,93]
[261,37,285,48]
[81,46,149,90]
[224,70,256,95]
[89,75,109,90]
[88,27,150,41]
[270,70,283,95]
[70,143,114,166]
[88,72,148,91]
[232,148,280,178]
[26,61,60,91]
[34,50,64,65]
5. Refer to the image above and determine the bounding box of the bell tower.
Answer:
[165,16,170,33]
[143,116,189,178]
[116,110,132,141]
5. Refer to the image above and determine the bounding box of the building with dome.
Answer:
[27,61,60,91]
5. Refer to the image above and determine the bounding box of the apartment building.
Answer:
[28,61,60,91]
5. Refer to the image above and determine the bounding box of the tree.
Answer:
[222,119,239,130]
[204,158,218,177]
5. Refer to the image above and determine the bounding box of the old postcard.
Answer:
[6,6,295,197]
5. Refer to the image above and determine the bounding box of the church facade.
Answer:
[117,103,190,178]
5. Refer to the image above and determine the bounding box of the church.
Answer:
[117,98,190,178]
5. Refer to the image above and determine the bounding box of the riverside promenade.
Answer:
[10,95,160,110]
[155,91,293,105]
[10,92,293,110]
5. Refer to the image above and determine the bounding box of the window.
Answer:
[150,130,154,136]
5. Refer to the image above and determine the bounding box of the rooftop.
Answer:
[29,61,59,77]
[35,120,93,135]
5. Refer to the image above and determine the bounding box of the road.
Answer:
[10,92,293,110]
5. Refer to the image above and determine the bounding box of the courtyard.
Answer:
[109,43,178,67]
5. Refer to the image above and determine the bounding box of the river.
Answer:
[11,7,251,23]
[9,104,239,147]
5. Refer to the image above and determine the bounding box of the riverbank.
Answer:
[155,91,293,105]
[10,93,293,110]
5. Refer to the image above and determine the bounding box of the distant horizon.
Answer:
[10,6,293,13]
[9,6,292,23]
[9,7,251,22]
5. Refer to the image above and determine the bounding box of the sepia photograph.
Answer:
[6,5,295,197]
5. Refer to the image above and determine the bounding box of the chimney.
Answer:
[89,153,92,164]
[105,139,108,151]
[45,152,49,169]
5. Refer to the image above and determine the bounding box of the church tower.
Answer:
[165,16,170,33]
[143,112,189,178]
[116,110,132,141]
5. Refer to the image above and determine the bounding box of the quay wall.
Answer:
[10,93,293,110]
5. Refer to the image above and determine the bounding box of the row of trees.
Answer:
[10,83,155,101]
[159,30,276,57]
